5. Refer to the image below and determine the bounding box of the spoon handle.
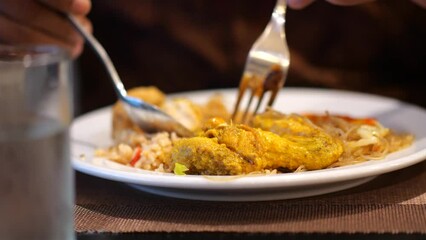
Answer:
[67,15,128,99]
[67,15,194,137]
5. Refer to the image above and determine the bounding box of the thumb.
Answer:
[38,0,91,15]
[287,0,316,9]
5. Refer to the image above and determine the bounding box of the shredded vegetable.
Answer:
[173,163,189,175]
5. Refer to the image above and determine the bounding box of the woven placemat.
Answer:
[74,161,426,234]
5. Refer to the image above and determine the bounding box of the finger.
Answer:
[0,13,83,58]
[74,15,93,35]
[287,0,316,9]
[411,0,426,8]
[38,0,91,15]
[325,0,375,6]
[0,1,80,45]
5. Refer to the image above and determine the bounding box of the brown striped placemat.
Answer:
[74,161,426,234]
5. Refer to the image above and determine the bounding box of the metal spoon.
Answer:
[67,15,193,137]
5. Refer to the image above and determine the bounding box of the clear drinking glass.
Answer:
[0,45,75,240]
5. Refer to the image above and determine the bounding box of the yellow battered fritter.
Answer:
[170,111,344,175]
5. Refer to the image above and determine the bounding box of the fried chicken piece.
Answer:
[199,94,230,122]
[113,87,231,142]
[170,112,343,175]
[112,86,166,142]
[170,137,259,175]
[160,98,204,132]
[252,110,320,137]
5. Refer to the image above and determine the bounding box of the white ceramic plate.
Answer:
[71,88,426,201]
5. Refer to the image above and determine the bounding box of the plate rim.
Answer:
[71,87,426,191]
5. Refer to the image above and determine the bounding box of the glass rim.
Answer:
[0,44,70,66]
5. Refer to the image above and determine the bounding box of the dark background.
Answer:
[74,0,426,116]
[72,2,425,238]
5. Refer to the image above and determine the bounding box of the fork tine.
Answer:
[232,66,285,124]
[252,91,266,119]
[264,65,285,107]
[231,76,249,121]
[242,91,256,124]
[232,74,262,123]
[250,66,284,120]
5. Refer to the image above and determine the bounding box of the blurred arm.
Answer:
[0,0,92,58]
[288,0,426,9]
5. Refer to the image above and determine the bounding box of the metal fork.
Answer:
[232,0,290,123]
